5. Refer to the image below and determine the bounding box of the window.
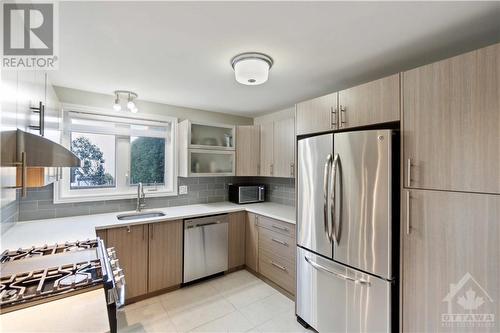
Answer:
[70,132,116,189]
[130,136,165,185]
[54,106,177,203]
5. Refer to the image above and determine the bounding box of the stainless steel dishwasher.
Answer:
[183,214,228,283]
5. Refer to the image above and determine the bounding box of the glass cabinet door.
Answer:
[190,123,235,150]
[189,149,235,176]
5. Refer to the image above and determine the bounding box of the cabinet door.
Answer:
[296,93,337,135]
[228,211,246,269]
[338,73,400,129]
[273,117,295,178]
[236,125,260,176]
[148,220,183,293]
[245,213,259,272]
[402,189,499,332]
[260,122,274,176]
[106,225,148,300]
[403,43,500,194]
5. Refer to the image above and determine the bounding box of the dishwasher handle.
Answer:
[184,215,229,229]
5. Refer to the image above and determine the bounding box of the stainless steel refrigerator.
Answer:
[296,129,397,333]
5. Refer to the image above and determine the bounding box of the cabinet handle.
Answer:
[290,163,294,177]
[406,158,412,187]
[257,164,261,176]
[270,261,287,271]
[271,238,289,246]
[331,106,337,127]
[406,191,411,235]
[272,224,289,232]
[270,164,274,176]
[340,105,347,127]
[28,101,44,136]
[126,226,131,233]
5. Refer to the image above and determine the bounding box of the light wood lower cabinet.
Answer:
[245,212,296,295]
[148,220,183,293]
[228,212,246,269]
[402,189,499,332]
[403,43,500,194]
[258,226,296,295]
[106,225,148,300]
[245,213,259,272]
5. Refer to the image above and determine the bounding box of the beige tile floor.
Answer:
[117,270,313,333]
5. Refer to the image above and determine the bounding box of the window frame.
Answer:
[54,103,178,204]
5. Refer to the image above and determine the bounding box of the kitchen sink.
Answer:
[116,211,166,221]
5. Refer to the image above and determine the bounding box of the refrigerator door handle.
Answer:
[330,154,341,244]
[304,256,370,286]
[323,154,333,241]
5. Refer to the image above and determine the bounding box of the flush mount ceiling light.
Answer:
[230,52,273,86]
[113,90,139,113]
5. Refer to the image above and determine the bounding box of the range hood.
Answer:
[1,129,81,196]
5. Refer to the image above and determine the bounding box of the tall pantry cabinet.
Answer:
[401,43,500,332]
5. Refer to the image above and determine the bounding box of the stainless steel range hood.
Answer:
[1,129,81,196]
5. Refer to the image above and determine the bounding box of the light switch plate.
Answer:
[179,185,188,195]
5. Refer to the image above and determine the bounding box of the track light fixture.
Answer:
[113,90,139,113]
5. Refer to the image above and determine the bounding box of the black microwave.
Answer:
[228,184,265,204]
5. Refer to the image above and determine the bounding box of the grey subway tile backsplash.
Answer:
[13,176,295,222]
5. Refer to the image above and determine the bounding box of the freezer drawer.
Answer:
[296,247,392,333]
[183,215,228,283]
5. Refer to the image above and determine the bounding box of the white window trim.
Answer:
[54,103,178,204]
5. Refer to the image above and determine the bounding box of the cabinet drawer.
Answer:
[257,215,295,239]
[259,227,294,261]
[259,251,295,294]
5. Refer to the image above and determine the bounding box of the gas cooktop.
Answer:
[0,239,107,314]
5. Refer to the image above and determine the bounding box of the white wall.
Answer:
[54,86,253,125]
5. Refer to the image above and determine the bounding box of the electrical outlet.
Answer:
[179,185,188,195]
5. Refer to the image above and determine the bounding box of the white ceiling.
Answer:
[52,1,500,117]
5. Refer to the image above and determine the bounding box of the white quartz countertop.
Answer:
[0,289,110,333]
[1,202,295,251]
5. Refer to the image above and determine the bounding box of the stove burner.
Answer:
[58,274,88,287]
[0,260,104,313]
[1,239,99,263]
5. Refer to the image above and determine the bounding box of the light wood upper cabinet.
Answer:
[106,225,148,300]
[148,220,183,293]
[403,43,500,194]
[260,122,274,176]
[236,125,260,176]
[228,211,246,269]
[296,92,337,135]
[402,189,499,332]
[245,213,259,272]
[338,73,400,129]
[273,117,295,178]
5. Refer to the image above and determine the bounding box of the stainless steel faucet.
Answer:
[136,182,146,212]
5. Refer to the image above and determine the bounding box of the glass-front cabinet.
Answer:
[190,123,235,150]
[189,149,235,176]
[178,120,236,177]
